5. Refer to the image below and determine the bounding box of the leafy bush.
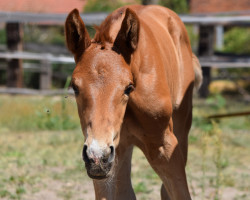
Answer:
[159,0,189,13]
[0,29,6,44]
[223,27,250,54]
[185,25,199,52]
[84,0,189,13]
[84,0,128,12]
[23,25,65,46]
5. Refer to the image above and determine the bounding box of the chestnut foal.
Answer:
[65,5,202,200]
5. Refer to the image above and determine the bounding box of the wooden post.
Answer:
[215,25,224,50]
[40,59,52,90]
[6,22,23,88]
[198,25,214,98]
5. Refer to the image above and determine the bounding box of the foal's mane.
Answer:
[93,7,126,45]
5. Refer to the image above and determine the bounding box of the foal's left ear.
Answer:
[114,8,140,63]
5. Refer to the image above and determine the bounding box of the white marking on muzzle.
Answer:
[88,139,104,159]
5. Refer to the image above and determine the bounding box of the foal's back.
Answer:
[138,5,194,107]
[107,5,195,109]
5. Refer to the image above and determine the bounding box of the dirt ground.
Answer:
[0,130,249,200]
[0,96,249,200]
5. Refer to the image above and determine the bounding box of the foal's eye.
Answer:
[124,84,134,96]
[72,84,79,95]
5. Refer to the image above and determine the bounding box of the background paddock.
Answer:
[0,0,250,200]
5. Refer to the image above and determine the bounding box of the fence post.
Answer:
[6,22,23,88]
[216,25,224,50]
[40,59,52,90]
[198,25,215,98]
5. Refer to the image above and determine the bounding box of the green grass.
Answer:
[0,95,79,132]
[0,95,249,199]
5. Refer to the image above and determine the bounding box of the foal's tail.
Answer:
[192,53,203,91]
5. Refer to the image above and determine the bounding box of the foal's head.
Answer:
[65,8,139,179]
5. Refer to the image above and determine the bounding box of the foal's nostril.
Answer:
[82,144,115,165]
[82,144,89,162]
[108,145,115,163]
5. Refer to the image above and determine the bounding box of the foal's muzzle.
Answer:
[82,144,115,179]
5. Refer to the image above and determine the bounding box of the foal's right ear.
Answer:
[65,9,91,61]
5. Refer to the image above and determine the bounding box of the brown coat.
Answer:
[65,5,202,200]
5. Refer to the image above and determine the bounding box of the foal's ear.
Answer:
[114,8,140,63]
[65,9,91,61]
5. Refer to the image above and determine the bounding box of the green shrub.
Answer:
[223,27,250,54]
[84,0,127,12]
[23,25,65,46]
[159,0,189,13]
[0,29,6,44]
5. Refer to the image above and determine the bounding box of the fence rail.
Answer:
[0,11,108,25]
[199,56,250,68]
[0,51,74,63]
[2,51,250,68]
[0,87,74,95]
[1,11,250,26]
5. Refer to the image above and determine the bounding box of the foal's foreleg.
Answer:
[93,178,114,200]
[114,145,136,200]
[92,144,135,200]
[160,184,171,200]
[144,132,191,200]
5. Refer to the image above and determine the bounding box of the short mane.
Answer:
[93,7,126,45]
